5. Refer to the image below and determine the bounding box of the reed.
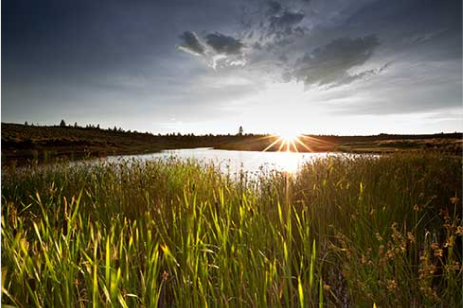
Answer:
[1,153,461,307]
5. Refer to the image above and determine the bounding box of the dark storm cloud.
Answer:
[2,0,246,125]
[205,33,244,55]
[177,31,246,68]
[2,0,244,85]
[2,0,179,84]
[3,0,462,133]
[178,31,206,56]
[258,9,307,41]
[291,35,381,87]
[269,10,305,32]
[266,1,282,16]
[177,4,306,69]
[328,61,392,88]
[343,0,462,60]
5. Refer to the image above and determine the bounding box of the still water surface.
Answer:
[102,148,341,174]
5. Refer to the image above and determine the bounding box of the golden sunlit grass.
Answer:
[1,153,461,307]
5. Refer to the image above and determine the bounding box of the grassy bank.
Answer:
[2,122,462,165]
[1,153,462,307]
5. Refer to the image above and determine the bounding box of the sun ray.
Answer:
[294,136,314,152]
[262,136,283,152]
[299,135,335,147]
[259,131,328,153]
[271,130,305,153]
[278,139,287,152]
[290,140,299,152]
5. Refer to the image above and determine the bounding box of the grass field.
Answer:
[1,153,462,307]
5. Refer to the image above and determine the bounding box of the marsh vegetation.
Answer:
[2,152,462,307]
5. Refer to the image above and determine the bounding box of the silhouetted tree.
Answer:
[97,124,100,129]
[238,126,243,136]
[24,121,28,126]
[74,122,78,128]
[60,119,66,127]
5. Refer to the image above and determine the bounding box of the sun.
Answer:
[258,128,318,153]
[276,131,302,152]
[258,129,308,152]
[278,131,300,143]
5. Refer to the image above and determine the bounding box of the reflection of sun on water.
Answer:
[272,152,301,173]
[257,130,312,173]
[246,126,335,173]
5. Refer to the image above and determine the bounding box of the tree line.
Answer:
[23,120,253,137]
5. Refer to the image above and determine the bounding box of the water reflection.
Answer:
[102,148,334,174]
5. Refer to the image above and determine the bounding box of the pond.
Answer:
[100,148,344,174]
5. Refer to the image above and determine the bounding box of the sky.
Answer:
[2,0,462,135]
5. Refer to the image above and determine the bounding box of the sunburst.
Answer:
[241,131,335,172]
[253,130,335,153]
[259,131,312,153]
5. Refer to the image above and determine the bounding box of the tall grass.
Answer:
[1,153,462,307]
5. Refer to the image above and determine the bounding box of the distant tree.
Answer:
[60,119,66,127]
[97,124,100,129]
[24,121,28,126]
[74,122,78,128]
[238,126,243,136]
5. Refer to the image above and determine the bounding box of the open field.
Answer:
[2,153,462,306]
[2,123,462,165]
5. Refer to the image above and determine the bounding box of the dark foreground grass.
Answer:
[1,153,462,307]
